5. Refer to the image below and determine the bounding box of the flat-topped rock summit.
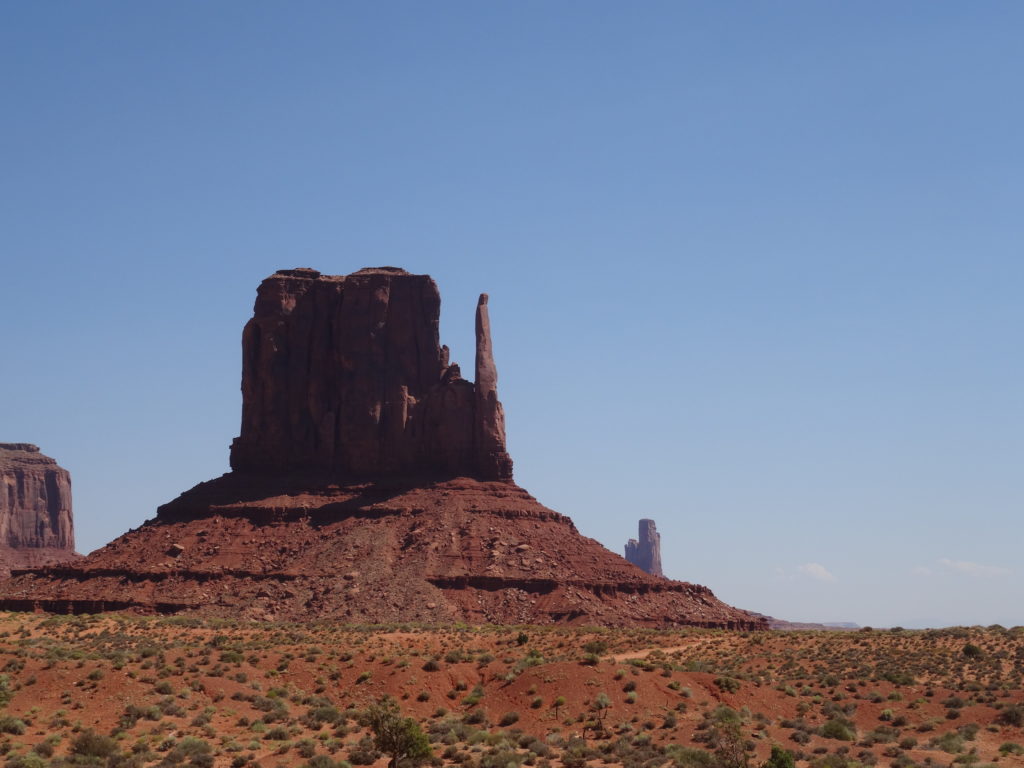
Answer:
[0,268,764,629]
[0,443,80,576]
[230,267,512,481]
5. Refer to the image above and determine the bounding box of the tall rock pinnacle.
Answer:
[475,294,513,481]
[625,518,663,577]
[229,267,513,481]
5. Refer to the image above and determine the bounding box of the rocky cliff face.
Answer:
[625,518,663,577]
[0,444,78,574]
[229,267,512,481]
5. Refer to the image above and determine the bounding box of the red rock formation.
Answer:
[0,444,80,576]
[0,268,765,629]
[625,518,663,577]
[229,267,512,481]
[474,295,513,480]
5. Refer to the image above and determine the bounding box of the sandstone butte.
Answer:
[0,267,765,630]
[0,443,80,576]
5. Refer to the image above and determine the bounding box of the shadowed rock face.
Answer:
[0,444,78,575]
[625,518,663,577]
[229,267,513,481]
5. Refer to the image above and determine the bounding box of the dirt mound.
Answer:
[0,473,760,627]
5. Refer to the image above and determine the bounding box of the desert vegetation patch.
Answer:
[0,615,1018,768]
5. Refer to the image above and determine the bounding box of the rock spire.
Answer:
[625,518,663,577]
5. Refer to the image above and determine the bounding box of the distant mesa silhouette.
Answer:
[0,268,765,629]
[0,443,81,576]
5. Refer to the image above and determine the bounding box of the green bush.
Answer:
[962,643,983,659]
[71,729,119,758]
[499,711,519,726]
[0,716,26,735]
[819,718,855,741]
[762,745,796,768]
[715,677,741,693]
[998,705,1024,727]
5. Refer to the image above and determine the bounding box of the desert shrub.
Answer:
[958,723,980,741]
[999,742,1024,755]
[931,731,965,753]
[666,745,717,768]
[715,677,741,693]
[0,717,26,735]
[962,644,983,659]
[303,757,351,768]
[303,705,342,728]
[499,711,519,727]
[820,718,856,741]
[71,729,119,758]
[295,739,318,759]
[166,736,214,768]
[5,755,47,768]
[582,640,608,655]
[480,748,524,768]
[997,705,1024,727]
[763,745,796,768]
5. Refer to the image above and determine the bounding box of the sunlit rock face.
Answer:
[0,443,78,576]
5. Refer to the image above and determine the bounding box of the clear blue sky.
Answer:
[2,2,1021,628]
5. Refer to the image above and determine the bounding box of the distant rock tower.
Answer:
[0,443,79,575]
[625,518,663,577]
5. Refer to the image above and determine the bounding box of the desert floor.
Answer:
[0,614,1020,768]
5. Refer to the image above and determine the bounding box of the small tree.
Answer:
[590,692,612,736]
[761,745,795,768]
[553,695,566,720]
[366,696,431,768]
[708,707,750,768]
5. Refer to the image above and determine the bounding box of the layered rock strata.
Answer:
[0,444,79,576]
[625,518,663,577]
[0,268,764,629]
